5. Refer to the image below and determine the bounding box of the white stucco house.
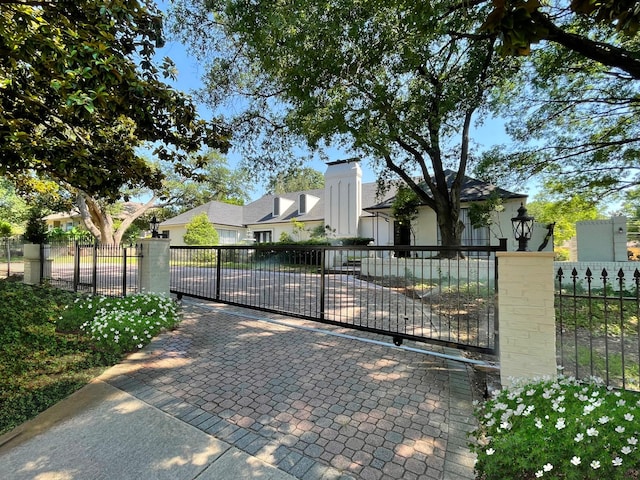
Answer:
[160,159,529,250]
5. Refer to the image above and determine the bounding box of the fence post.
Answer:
[23,243,41,285]
[497,251,557,386]
[139,238,170,296]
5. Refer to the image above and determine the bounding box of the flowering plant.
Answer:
[471,376,640,479]
[61,293,180,354]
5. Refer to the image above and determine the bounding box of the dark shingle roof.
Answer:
[364,170,526,210]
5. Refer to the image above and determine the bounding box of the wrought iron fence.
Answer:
[45,240,142,297]
[0,237,23,277]
[171,243,504,353]
[556,266,640,391]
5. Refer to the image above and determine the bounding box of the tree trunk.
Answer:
[76,193,157,245]
[437,212,466,258]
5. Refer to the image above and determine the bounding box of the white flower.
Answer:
[535,471,543,478]
[570,456,581,466]
[543,463,553,472]
[535,418,544,429]
[598,416,610,424]
[137,343,143,349]
[486,448,495,455]
[615,426,626,433]
[555,418,566,430]
[574,432,584,442]
[616,399,626,407]
[628,437,638,446]
[624,413,635,421]
[587,428,599,437]
[621,446,632,455]
[590,460,601,470]
[612,457,623,467]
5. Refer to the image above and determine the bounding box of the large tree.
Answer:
[170,0,513,250]
[71,151,251,244]
[0,0,230,200]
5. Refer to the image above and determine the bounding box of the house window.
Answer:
[161,230,170,239]
[254,231,272,243]
[218,229,238,245]
[299,194,307,215]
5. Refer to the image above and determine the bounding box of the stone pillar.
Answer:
[23,243,52,285]
[139,238,170,295]
[497,251,557,386]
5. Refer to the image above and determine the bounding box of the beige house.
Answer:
[43,210,83,232]
[161,160,529,249]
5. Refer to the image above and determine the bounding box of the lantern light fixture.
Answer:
[511,203,534,251]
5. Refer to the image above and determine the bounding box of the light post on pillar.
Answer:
[511,203,534,251]
[149,215,160,238]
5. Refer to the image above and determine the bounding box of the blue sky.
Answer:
[155,4,515,202]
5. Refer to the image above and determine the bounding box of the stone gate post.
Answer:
[497,252,557,386]
[139,238,170,296]
[23,243,52,285]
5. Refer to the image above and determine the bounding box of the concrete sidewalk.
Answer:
[0,380,295,480]
[0,302,478,480]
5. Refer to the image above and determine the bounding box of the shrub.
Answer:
[61,293,181,354]
[340,237,374,246]
[472,376,640,480]
[183,213,219,246]
[23,208,48,244]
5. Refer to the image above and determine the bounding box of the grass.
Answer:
[559,345,640,392]
[0,278,179,436]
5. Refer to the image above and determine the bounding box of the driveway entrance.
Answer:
[103,301,478,480]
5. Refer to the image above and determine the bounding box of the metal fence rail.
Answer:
[556,266,640,391]
[45,241,142,297]
[171,244,503,353]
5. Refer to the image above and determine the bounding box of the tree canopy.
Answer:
[478,1,640,77]
[170,0,515,249]
[267,167,324,195]
[525,193,603,244]
[67,152,250,245]
[0,0,230,200]
[472,1,640,202]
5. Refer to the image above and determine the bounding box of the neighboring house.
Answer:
[162,159,529,250]
[43,209,83,232]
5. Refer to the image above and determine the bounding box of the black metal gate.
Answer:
[45,241,142,297]
[170,243,504,354]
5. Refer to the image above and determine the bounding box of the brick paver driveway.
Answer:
[103,301,478,480]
